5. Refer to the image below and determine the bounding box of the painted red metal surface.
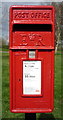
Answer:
[9,5,55,113]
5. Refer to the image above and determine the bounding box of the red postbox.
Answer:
[9,5,55,113]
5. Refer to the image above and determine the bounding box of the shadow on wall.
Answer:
[38,113,56,120]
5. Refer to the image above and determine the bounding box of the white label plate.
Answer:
[23,61,41,95]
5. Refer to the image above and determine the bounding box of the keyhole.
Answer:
[19,79,21,81]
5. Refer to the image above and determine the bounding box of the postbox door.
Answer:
[10,49,54,112]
